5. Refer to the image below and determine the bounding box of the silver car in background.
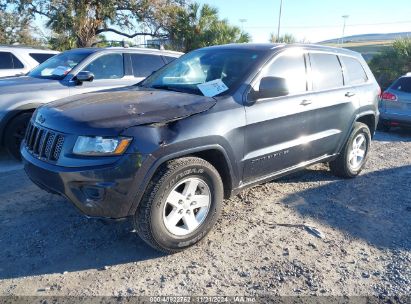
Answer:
[379,74,411,131]
[0,47,182,159]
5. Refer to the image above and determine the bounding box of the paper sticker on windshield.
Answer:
[197,79,229,97]
[52,66,70,76]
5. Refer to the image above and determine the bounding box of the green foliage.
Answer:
[269,33,297,44]
[167,3,251,52]
[47,33,77,51]
[9,0,187,48]
[369,38,411,89]
[0,11,43,46]
[3,1,251,51]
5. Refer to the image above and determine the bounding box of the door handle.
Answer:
[345,92,356,97]
[300,99,312,106]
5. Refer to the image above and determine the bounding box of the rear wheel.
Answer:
[134,157,223,253]
[4,112,32,160]
[329,122,371,178]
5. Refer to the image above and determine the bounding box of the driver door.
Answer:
[69,53,136,96]
[243,50,317,183]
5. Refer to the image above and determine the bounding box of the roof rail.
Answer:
[102,40,164,50]
[0,44,53,50]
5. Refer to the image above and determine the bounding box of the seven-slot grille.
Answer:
[24,121,65,162]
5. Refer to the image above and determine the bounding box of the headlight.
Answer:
[73,136,132,156]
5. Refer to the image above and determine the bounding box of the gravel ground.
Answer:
[0,129,410,301]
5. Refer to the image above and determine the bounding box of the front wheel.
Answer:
[134,157,224,253]
[329,122,371,178]
[4,112,33,160]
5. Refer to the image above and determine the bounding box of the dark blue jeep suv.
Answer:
[22,44,380,253]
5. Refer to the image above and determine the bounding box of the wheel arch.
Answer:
[190,149,233,199]
[333,111,377,157]
[0,103,40,145]
[128,145,237,216]
[356,112,377,138]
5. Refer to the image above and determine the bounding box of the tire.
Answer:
[4,112,33,160]
[329,122,371,178]
[134,157,224,253]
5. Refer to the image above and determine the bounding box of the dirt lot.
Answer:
[0,130,410,300]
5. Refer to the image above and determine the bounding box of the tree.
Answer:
[369,38,411,89]
[166,3,251,52]
[0,11,43,46]
[47,33,77,51]
[269,33,296,44]
[9,0,187,48]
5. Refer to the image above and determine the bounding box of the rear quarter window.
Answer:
[340,56,368,85]
[391,77,411,93]
[29,53,57,64]
[309,53,343,90]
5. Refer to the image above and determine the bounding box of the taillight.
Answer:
[381,91,397,101]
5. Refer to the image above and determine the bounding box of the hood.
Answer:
[34,86,217,135]
[0,76,60,94]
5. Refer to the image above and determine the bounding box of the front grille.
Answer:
[24,121,65,162]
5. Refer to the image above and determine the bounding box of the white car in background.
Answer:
[0,46,59,78]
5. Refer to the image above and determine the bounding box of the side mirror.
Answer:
[258,76,289,99]
[75,71,95,83]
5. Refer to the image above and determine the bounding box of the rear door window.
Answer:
[309,53,343,90]
[131,54,165,77]
[83,53,124,80]
[0,52,24,69]
[391,77,411,93]
[340,56,368,85]
[29,53,56,64]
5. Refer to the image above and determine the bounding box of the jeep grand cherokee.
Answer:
[22,44,380,253]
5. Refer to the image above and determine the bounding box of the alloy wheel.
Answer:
[162,177,211,236]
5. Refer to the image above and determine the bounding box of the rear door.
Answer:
[305,52,358,159]
[243,49,316,183]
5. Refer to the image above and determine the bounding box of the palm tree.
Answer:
[269,33,296,44]
[168,3,251,52]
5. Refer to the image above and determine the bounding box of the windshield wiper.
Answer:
[151,85,189,93]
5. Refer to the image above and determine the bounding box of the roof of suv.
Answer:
[203,43,361,57]
[63,47,183,56]
[0,45,59,54]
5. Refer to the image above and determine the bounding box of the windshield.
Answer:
[141,49,263,96]
[28,51,92,80]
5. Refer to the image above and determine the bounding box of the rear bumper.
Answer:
[22,148,147,219]
[380,111,411,127]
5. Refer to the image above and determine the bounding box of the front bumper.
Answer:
[22,148,146,219]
